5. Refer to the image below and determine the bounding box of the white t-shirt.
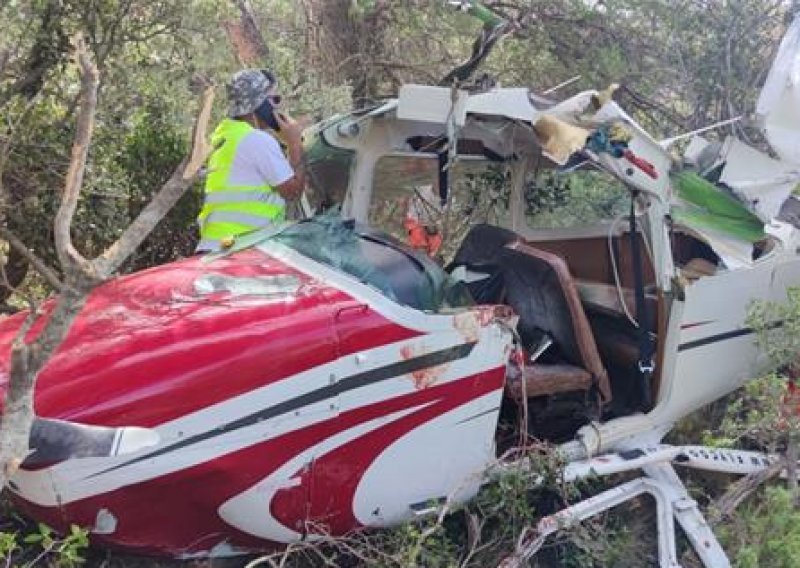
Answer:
[228,130,294,191]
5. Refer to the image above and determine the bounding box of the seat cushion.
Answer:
[449,224,518,269]
[506,363,593,399]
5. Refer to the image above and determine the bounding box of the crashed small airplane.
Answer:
[2,15,800,568]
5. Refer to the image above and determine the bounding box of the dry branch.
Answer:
[0,281,91,482]
[0,34,214,489]
[0,33,101,485]
[184,86,215,180]
[96,86,213,275]
[95,163,191,273]
[0,228,63,292]
[707,459,785,526]
[54,36,97,278]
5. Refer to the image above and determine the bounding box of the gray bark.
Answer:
[0,36,213,489]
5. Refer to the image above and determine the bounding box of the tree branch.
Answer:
[184,85,214,180]
[0,309,38,479]
[0,227,63,292]
[707,459,785,526]
[0,37,213,490]
[53,35,97,277]
[94,86,214,275]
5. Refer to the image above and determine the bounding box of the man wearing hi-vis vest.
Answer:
[197,69,305,252]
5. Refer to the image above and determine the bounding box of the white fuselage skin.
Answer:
[572,220,800,458]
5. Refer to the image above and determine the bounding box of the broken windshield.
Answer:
[270,215,473,312]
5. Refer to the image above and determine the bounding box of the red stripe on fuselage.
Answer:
[0,249,420,427]
[282,366,506,536]
[13,367,504,557]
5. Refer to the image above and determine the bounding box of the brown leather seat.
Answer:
[450,225,612,403]
[501,242,612,403]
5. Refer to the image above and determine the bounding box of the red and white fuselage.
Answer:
[0,239,514,557]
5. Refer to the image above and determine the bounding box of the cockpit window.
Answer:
[270,215,473,312]
[368,156,512,261]
[525,170,629,229]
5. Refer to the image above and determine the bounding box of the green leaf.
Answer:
[22,533,42,544]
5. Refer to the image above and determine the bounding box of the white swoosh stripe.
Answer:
[217,403,432,541]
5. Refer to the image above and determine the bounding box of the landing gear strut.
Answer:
[493,444,791,568]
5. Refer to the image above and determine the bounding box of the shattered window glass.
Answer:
[368,156,439,242]
[270,215,472,312]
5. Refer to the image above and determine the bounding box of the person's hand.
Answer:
[275,112,303,146]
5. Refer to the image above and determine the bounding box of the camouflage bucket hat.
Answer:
[227,69,276,117]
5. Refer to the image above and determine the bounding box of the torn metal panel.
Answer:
[718,136,799,222]
[681,136,720,172]
[680,225,755,270]
[397,85,470,125]
[22,418,160,468]
[671,172,765,243]
[591,101,673,200]
[544,90,596,118]
[398,85,544,126]
[466,87,540,122]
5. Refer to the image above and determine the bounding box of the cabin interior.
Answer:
[350,154,732,442]
[298,107,776,441]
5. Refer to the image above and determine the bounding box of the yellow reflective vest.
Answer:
[197,119,285,251]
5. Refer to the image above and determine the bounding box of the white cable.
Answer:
[608,212,639,327]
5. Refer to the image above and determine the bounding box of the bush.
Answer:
[719,486,800,568]
[0,514,88,567]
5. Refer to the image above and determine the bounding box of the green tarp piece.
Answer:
[671,171,766,243]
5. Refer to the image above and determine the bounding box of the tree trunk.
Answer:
[300,0,391,107]
[223,0,270,67]
[0,286,86,485]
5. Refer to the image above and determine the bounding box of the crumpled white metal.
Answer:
[757,15,800,166]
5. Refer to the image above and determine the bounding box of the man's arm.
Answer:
[274,113,306,200]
